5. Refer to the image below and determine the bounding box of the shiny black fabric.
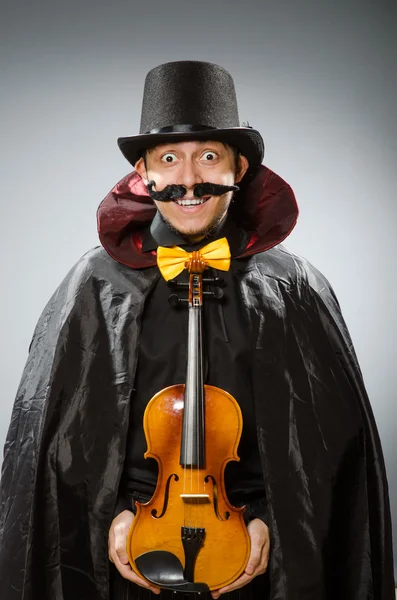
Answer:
[0,242,394,599]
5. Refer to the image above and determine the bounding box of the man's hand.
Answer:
[211,518,270,599]
[108,510,161,595]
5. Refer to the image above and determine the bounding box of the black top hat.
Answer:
[117,61,264,174]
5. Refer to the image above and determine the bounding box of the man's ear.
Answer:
[235,154,249,183]
[134,157,148,184]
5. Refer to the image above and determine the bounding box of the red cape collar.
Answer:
[97,165,299,269]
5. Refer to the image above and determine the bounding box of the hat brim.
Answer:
[117,128,264,175]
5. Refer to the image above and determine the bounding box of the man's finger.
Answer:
[245,532,263,575]
[261,542,270,572]
[115,547,129,565]
[211,572,254,598]
[114,523,130,564]
[115,544,129,565]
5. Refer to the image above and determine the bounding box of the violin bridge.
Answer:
[180,494,210,504]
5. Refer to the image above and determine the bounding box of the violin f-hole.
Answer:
[204,475,231,521]
[151,473,179,518]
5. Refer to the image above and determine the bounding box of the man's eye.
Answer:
[161,153,177,163]
[202,152,217,161]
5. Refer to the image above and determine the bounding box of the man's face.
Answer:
[135,140,249,240]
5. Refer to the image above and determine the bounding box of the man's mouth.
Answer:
[174,196,211,207]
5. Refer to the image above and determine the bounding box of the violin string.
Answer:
[193,294,197,529]
[197,277,201,530]
[196,277,200,531]
[187,294,190,526]
[190,288,194,528]
[183,388,186,528]
[198,297,202,531]
[183,287,188,529]
[188,272,192,528]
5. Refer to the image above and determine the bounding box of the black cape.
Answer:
[0,166,394,599]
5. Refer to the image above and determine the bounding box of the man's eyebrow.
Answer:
[147,141,225,159]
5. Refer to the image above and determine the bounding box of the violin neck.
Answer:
[180,274,205,468]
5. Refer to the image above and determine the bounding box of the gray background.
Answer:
[1,0,396,577]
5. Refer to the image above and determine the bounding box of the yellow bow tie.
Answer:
[157,237,231,281]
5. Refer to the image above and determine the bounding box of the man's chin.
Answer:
[168,222,209,241]
[169,219,226,242]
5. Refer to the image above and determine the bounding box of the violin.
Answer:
[127,250,250,593]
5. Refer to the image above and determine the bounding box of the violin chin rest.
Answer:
[135,551,210,593]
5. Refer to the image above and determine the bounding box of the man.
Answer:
[0,61,394,600]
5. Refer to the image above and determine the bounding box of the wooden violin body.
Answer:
[127,384,250,591]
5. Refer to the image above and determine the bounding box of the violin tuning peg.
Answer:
[167,280,189,288]
[203,287,224,300]
[202,276,225,286]
[168,294,188,307]
[168,294,179,307]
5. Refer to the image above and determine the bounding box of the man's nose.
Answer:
[177,160,203,191]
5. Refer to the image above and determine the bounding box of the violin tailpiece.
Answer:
[181,526,206,583]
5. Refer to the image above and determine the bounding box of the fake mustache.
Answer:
[147,180,239,202]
